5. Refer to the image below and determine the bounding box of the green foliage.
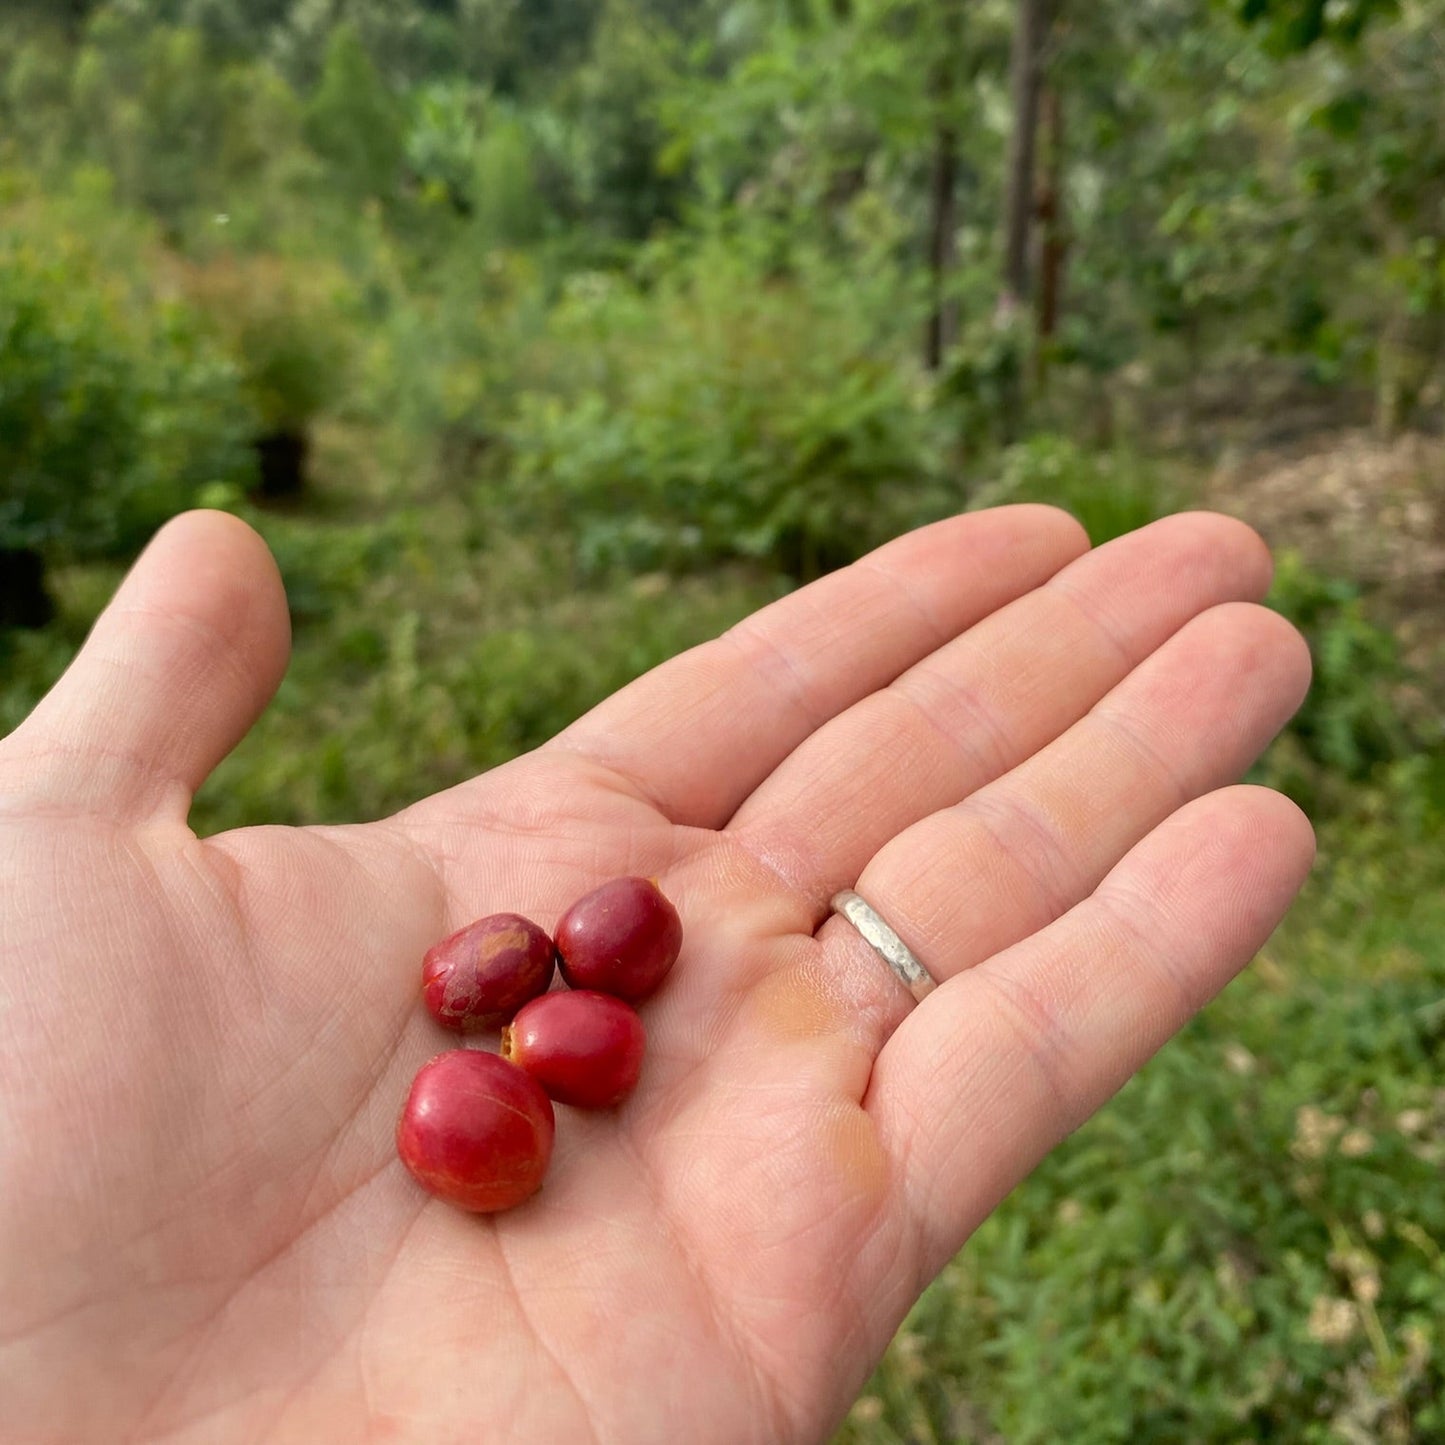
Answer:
[551,0,688,241]
[182,254,352,434]
[404,80,485,215]
[971,433,1179,545]
[0,235,253,557]
[503,244,948,578]
[452,0,606,94]
[303,22,404,201]
[400,88,554,243]
[1,34,74,167]
[361,246,551,475]
[1232,0,1400,53]
[0,246,137,551]
[935,312,1030,454]
[214,59,312,196]
[71,18,227,232]
[1256,551,1440,817]
[1269,553,1416,775]
[472,113,551,244]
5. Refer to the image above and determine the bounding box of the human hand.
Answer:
[0,507,1313,1444]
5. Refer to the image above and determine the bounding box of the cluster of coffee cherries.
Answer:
[395,876,682,1213]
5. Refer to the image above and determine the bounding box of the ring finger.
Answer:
[823,598,1310,1014]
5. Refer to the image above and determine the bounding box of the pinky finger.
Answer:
[867,785,1315,1281]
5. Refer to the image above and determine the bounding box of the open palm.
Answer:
[1,507,1313,1444]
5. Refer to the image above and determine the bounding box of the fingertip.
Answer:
[126,508,292,688]
[1163,510,1276,597]
[1003,502,1093,556]
[1229,781,1318,875]
[143,506,289,613]
[1189,600,1314,721]
[1148,784,1317,948]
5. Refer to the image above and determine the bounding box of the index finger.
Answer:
[546,507,1090,828]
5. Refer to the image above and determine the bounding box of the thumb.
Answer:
[3,510,290,824]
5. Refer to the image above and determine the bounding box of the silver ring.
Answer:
[829,890,939,1004]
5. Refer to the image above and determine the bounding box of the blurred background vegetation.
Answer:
[1,0,1442,1438]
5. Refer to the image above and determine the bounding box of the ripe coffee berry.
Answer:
[396,1049,555,1213]
[421,912,556,1031]
[554,876,682,1002]
[502,990,646,1109]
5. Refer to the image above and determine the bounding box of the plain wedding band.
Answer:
[829,889,939,1005]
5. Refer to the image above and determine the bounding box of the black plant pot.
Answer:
[254,429,310,499]
[0,548,56,630]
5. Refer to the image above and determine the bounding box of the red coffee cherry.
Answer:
[502,990,646,1109]
[554,876,682,1002]
[395,1049,555,1213]
[422,912,556,1031]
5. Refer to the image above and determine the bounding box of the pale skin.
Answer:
[0,506,1315,1445]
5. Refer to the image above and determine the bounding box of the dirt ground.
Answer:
[1203,429,1445,702]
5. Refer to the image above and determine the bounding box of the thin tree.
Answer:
[1001,0,1050,312]
[924,31,962,370]
[1033,79,1067,380]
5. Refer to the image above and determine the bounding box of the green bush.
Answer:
[1257,551,1440,818]
[363,247,548,474]
[472,112,552,246]
[970,433,1180,545]
[502,244,949,579]
[303,22,403,203]
[71,20,228,234]
[181,253,351,435]
[0,235,254,559]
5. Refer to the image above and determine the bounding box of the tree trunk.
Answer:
[1034,81,1067,381]
[925,117,959,370]
[1001,0,1049,311]
[925,1,967,371]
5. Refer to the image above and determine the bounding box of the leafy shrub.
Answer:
[472,112,552,246]
[180,253,352,435]
[936,311,1032,455]
[404,80,484,216]
[303,22,403,202]
[971,433,1180,544]
[502,245,949,579]
[71,19,229,234]
[364,247,548,474]
[0,235,254,559]
[1,34,73,167]
[206,58,325,245]
[550,2,688,242]
[1256,551,1439,817]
